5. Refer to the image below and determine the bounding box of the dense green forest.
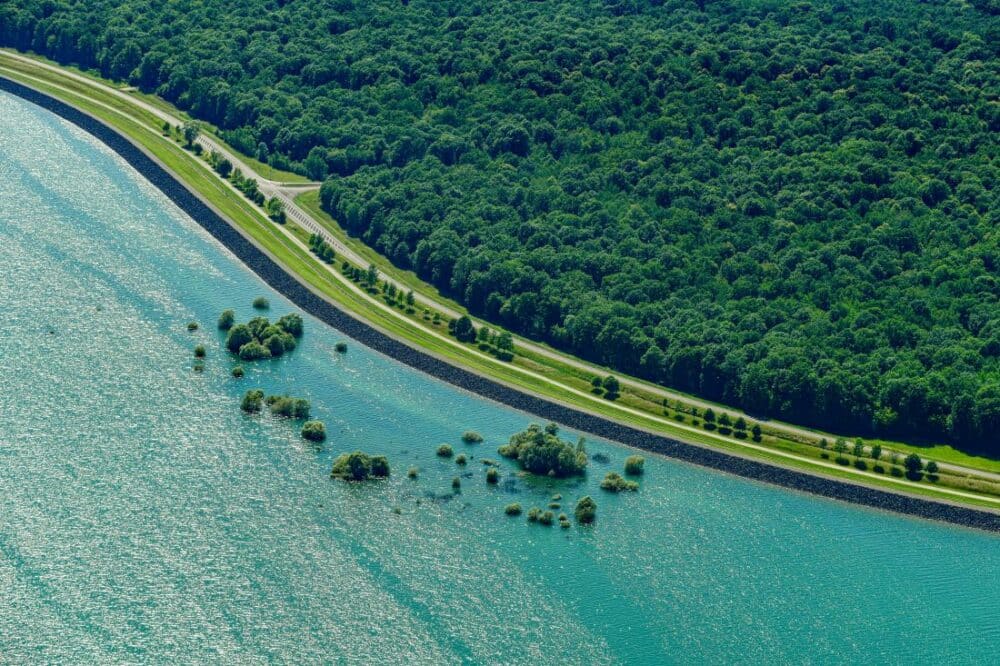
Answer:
[3,0,998,453]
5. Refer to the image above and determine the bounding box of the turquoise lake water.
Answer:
[1,91,998,664]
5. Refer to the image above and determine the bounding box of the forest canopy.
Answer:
[4,0,997,452]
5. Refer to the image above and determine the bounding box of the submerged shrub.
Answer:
[231,365,244,378]
[193,361,205,373]
[238,340,272,361]
[247,316,270,340]
[187,321,199,331]
[252,296,270,310]
[301,420,327,442]
[407,466,419,479]
[526,507,542,522]
[436,444,454,458]
[267,395,310,419]
[505,503,522,516]
[277,313,304,337]
[334,342,348,353]
[455,454,468,465]
[575,496,597,524]
[539,511,555,526]
[330,451,390,481]
[497,423,587,478]
[623,455,645,476]
[486,467,499,484]
[369,456,390,478]
[194,344,206,358]
[241,389,264,413]
[600,472,639,492]
[226,324,253,352]
[217,309,236,330]
[452,476,461,489]
[461,431,484,444]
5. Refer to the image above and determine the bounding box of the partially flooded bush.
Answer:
[217,309,235,330]
[486,467,499,484]
[600,472,639,492]
[498,423,587,478]
[504,503,522,516]
[226,324,254,352]
[624,455,645,476]
[436,444,454,458]
[574,496,597,524]
[301,420,326,442]
[238,340,272,361]
[330,451,390,481]
[241,389,264,413]
[267,395,310,419]
[277,313,304,338]
[461,431,484,444]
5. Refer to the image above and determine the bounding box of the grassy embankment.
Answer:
[3,50,999,510]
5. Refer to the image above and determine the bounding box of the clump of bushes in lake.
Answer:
[218,309,235,330]
[505,503,522,516]
[461,431,483,444]
[223,310,303,361]
[498,423,587,478]
[575,496,597,524]
[241,390,321,440]
[330,451,390,481]
[266,395,310,419]
[436,444,453,458]
[624,455,645,476]
[241,389,264,413]
[301,420,326,442]
[600,472,639,493]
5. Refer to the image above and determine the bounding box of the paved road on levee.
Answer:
[8,49,996,485]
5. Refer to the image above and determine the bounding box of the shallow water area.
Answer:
[1,91,998,664]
